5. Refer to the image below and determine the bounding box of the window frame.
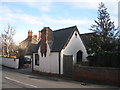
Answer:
[35,53,39,66]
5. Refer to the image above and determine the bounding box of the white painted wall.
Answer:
[2,57,19,69]
[49,53,59,74]
[33,43,59,74]
[60,30,88,74]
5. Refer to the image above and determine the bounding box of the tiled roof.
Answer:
[32,41,41,53]
[20,37,38,55]
[80,32,96,49]
[51,26,77,52]
[33,26,96,53]
[33,26,77,53]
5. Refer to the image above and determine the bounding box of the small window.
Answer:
[75,32,77,38]
[35,54,39,65]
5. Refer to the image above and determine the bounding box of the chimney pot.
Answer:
[28,30,33,41]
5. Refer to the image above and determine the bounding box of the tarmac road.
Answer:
[2,66,119,88]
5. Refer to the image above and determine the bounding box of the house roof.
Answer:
[32,41,41,53]
[23,37,38,44]
[51,26,77,52]
[33,26,77,53]
[32,26,96,53]
[19,37,38,55]
[26,43,38,55]
[80,32,96,49]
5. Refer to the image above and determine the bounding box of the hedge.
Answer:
[87,52,120,68]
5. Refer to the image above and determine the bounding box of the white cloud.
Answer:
[1,0,119,2]
[67,0,118,17]
[13,32,26,45]
[1,0,118,14]
[56,19,90,25]
[0,4,23,14]
[1,0,54,2]
[3,13,43,25]
[0,16,16,23]
[105,2,118,15]
[71,1,118,9]
[18,14,43,25]
[69,2,98,10]
[24,2,53,12]
[0,5,12,13]
[36,14,92,25]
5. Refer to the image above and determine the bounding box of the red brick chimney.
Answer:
[45,27,54,44]
[28,30,33,41]
[41,27,54,50]
[40,27,54,57]
[40,28,47,57]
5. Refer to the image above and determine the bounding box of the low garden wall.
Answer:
[72,64,120,85]
[2,57,19,69]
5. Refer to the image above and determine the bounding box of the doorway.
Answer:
[76,50,82,63]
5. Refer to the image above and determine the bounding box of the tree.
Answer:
[115,28,120,38]
[89,2,118,53]
[1,24,16,56]
[115,29,120,51]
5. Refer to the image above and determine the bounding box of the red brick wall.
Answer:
[72,65,120,84]
[40,30,47,57]
[40,27,54,57]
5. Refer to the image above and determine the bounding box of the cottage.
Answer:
[32,26,88,76]
[19,30,39,57]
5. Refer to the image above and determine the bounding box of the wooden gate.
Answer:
[63,55,73,77]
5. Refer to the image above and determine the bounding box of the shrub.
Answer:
[87,51,120,68]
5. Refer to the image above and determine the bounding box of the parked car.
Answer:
[24,57,31,64]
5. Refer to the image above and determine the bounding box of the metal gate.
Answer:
[63,55,73,77]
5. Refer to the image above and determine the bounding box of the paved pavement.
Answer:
[2,66,119,88]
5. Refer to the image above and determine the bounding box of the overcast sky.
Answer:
[0,0,119,45]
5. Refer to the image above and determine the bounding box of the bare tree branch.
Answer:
[0,24,16,56]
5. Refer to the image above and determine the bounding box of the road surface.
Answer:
[2,66,119,88]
